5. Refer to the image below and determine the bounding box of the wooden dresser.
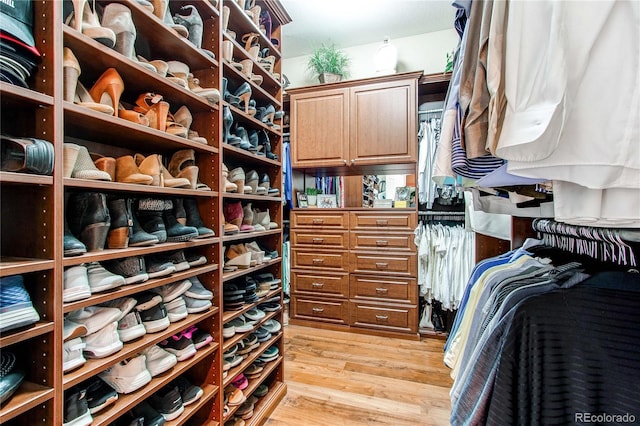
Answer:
[289,209,419,339]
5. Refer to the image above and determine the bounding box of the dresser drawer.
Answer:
[291,211,349,229]
[291,230,349,250]
[292,249,348,271]
[350,275,417,304]
[292,296,349,324]
[293,271,349,298]
[350,301,418,333]
[350,232,415,252]
[350,211,416,231]
[349,252,417,276]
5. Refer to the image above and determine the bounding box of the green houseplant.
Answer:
[305,188,319,206]
[307,43,350,83]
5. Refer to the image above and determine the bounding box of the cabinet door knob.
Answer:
[376,219,389,226]
[312,258,325,264]
[350,159,355,164]
[375,240,388,247]
[375,315,389,321]
[312,238,324,244]
[375,287,389,294]
[343,159,347,165]
[312,307,324,313]
[312,218,324,225]
[375,262,388,270]
[311,282,325,288]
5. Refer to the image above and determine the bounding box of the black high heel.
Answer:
[231,82,252,114]
[258,130,278,160]
[223,77,240,105]
[223,106,242,145]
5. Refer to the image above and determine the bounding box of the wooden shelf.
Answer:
[221,50,281,107]
[222,192,281,202]
[63,309,219,389]
[224,103,283,137]
[0,83,54,107]
[0,257,54,277]
[0,171,53,186]
[90,344,219,425]
[63,102,218,155]
[226,0,281,59]
[222,142,282,166]
[245,380,287,426]
[0,382,54,424]
[223,287,282,325]
[63,263,220,313]
[222,309,281,351]
[64,176,219,197]
[223,332,282,388]
[222,256,282,282]
[0,321,55,348]
[62,239,218,267]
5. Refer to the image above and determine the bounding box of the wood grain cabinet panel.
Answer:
[349,252,417,276]
[292,249,348,271]
[291,211,349,229]
[292,297,349,324]
[350,275,417,304]
[350,212,417,231]
[292,271,349,298]
[350,232,415,252]
[350,301,418,333]
[291,230,349,250]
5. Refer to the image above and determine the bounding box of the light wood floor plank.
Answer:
[265,325,452,426]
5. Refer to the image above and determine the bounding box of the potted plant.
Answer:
[307,43,350,83]
[305,188,319,206]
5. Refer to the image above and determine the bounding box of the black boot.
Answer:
[259,129,278,160]
[183,198,215,238]
[223,106,241,145]
[63,205,86,256]
[66,192,110,252]
[128,199,159,247]
[136,198,167,243]
[163,200,198,242]
[107,197,131,249]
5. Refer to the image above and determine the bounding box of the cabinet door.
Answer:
[290,88,349,167]
[349,79,417,165]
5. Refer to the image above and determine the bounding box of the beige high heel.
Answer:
[101,3,136,59]
[63,48,81,103]
[187,74,221,104]
[67,0,116,48]
[223,163,238,192]
[167,61,189,88]
[168,149,199,190]
[133,93,169,131]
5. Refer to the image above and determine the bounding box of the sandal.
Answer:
[133,92,169,131]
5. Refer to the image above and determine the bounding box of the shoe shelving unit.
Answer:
[220,0,290,423]
[0,0,289,424]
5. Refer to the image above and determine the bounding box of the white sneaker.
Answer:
[63,337,86,372]
[165,297,188,323]
[67,306,122,335]
[222,322,235,338]
[141,345,177,377]
[183,296,212,313]
[86,262,125,293]
[152,280,192,303]
[100,296,137,321]
[99,355,152,394]
[83,321,123,358]
[64,265,91,302]
[184,276,213,300]
[117,311,147,342]
[63,318,88,341]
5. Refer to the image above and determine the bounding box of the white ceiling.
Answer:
[279,0,456,58]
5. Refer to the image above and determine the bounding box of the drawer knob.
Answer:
[312,218,324,225]
[312,238,324,244]
[376,219,388,226]
[375,240,388,247]
[311,282,325,289]
[312,258,325,264]
[375,287,389,295]
[375,262,389,270]
[375,315,389,322]
[312,307,324,313]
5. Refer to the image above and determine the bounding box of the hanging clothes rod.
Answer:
[418,211,465,216]
[532,218,640,242]
[418,108,443,115]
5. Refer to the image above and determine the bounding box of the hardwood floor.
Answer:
[265,325,453,426]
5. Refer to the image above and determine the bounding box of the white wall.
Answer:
[283,28,458,89]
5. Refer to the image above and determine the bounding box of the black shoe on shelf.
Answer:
[148,385,184,421]
[84,376,118,415]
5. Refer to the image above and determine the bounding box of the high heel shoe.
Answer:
[75,81,114,115]
[115,155,154,184]
[174,106,207,144]
[168,149,199,190]
[173,5,203,48]
[118,105,150,127]
[241,203,255,232]
[222,78,240,105]
[242,33,260,60]
[133,93,169,131]
[64,143,112,180]
[166,61,189,88]
[187,74,220,104]
[223,163,238,192]
[259,129,278,160]
[228,167,251,194]
[224,201,244,228]
[231,82,252,114]
[88,68,124,117]
[63,48,81,103]
[67,0,116,48]
[234,126,254,152]
[165,112,188,138]
[101,3,136,59]
[66,191,111,252]
[240,59,253,78]
[223,106,242,145]
[222,6,230,33]
[245,170,259,194]
[222,40,234,63]
[138,56,169,77]
[151,0,189,38]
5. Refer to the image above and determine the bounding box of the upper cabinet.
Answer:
[289,71,421,171]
